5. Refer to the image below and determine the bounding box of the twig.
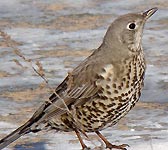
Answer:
[13,59,25,68]
[0,30,70,113]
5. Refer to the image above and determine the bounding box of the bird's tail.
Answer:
[0,93,59,149]
[0,120,33,150]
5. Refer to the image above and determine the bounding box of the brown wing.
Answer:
[30,53,102,126]
[40,73,99,121]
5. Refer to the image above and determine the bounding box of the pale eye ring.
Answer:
[127,22,137,30]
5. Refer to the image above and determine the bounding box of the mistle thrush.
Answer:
[0,7,158,150]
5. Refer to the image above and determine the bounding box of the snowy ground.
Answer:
[0,103,168,150]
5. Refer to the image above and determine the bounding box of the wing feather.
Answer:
[34,73,99,125]
[31,52,103,126]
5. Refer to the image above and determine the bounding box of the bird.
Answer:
[0,7,157,150]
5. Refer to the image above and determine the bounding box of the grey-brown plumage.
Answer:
[0,8,157,150]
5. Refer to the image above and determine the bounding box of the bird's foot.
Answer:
[106,143,129,150]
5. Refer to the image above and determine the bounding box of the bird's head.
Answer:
[103,8,158,54]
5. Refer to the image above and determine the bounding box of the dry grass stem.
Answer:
[13,59,25,68]
[0,30,70,113]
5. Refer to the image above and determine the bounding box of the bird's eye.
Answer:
[127,22,136,30]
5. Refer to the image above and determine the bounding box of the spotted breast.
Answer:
[74,51,146,132]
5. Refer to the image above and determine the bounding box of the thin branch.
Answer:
[0,30,70,113]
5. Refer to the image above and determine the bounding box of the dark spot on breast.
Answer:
[107,103,116,107]
[97,109,104,113]
[99,75,105,80]
[133,95,137,101]
[114,90,119,94]
[91,112,97,118]
[118,96,122,101]
[90,120,94,124]
[126,73,130,76]
[107,90,112,95]
[138,91,141,97]
[106,85,111,89]
[100,87,104,91]
[87,115,92,120]
[92,108,98,113]
[114,97,118,100]
[77,115,81,120]
[98,90,103,94]
[78,111,82,116]
[126,81,129,88]
[134,76,137,81]
[120,99,127,102]
[108,108,116,114]
[114,110,119,114]
[102,68,106,72]
[95,74,100,79]
[82,110,86,116]
[92,101,97,107]
[131,103,136,108]
[93,119,100,123]
[110,98,114,101]
[100,95,108,100]
[118,103,123,107]
[127,76,130,80]
[120,82,124,87]
[104,95,108,99]
[107,77,111,81]
[118,86,122,90]
[83,124,88,128]
[86,105,92,111]
[83,118,87,122]
[113,83,117,88]
[99,102,106,109]
[96,113,101,117]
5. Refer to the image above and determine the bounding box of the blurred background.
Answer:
[0,0,167,150]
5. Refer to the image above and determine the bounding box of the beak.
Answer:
[143,7,158,20]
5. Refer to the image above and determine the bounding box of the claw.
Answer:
[95,131,130,150]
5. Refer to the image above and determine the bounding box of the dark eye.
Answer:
[127,22,136,30]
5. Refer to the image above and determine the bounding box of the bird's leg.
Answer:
[95,131,129,150]
[75,130,90,150]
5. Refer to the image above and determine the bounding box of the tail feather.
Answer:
[0,101,51,149]
[0,120,33,150]
[0,93,60,149]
